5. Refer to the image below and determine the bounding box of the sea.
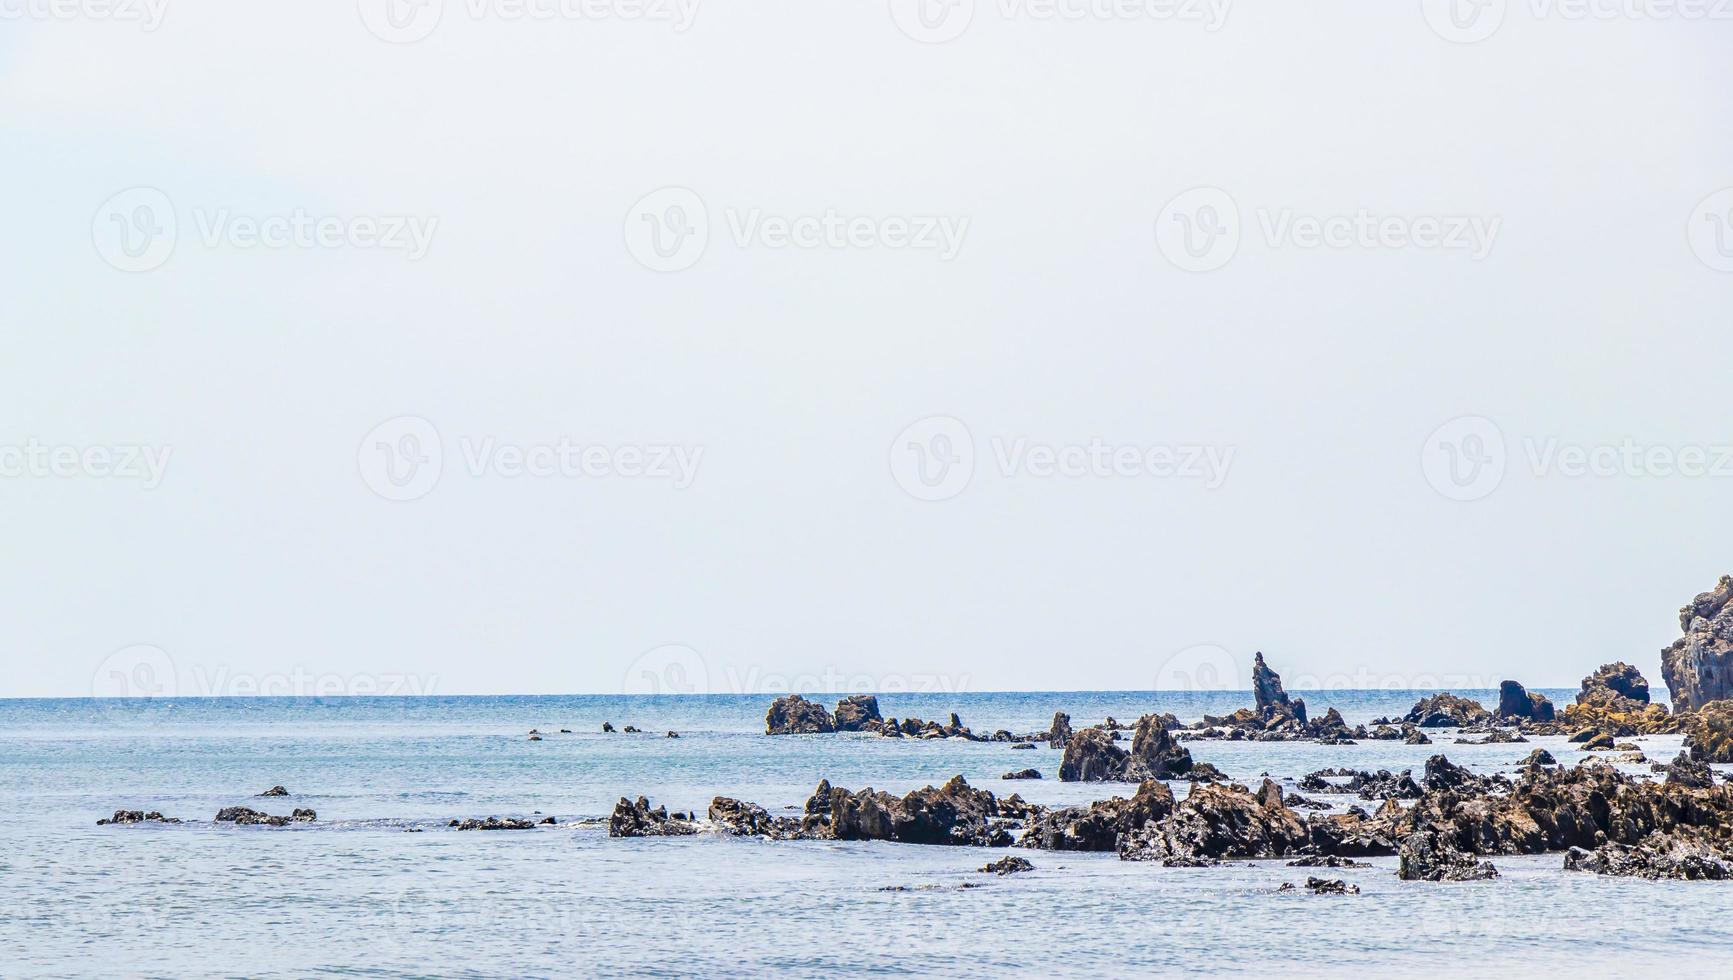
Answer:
[4,689,1729,978]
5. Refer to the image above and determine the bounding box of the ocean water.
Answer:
[4,690,1730,978]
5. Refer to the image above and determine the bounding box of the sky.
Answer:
[3,1,1732,700]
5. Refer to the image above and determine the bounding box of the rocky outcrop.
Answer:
[1253,651,1306,725]
[1495,681,1554,722]
[1662,750,1715,788]
[980,856,1035,875]
[830,775,1027,847]
[1685,700,1733,763]
[1002,768,1041,780]
[1564,836,1732,880]
[1661,575,1733,711]
[1024,779,1175,852]
[1579,662,1651,706]
[609,797,700,837]
[833,695,882,732]
[1058,715,1193,782]
[1119,779,1307,861]
[764,695,836,735]
[259,785,290,797]
[1398,830,1499,881]
[1403,693,1491,728]
[215,806,314,827]
[453,816,537,831]
[1047,712,1072,749]
[1302,877,1360,895]
[1523,748,1557,767]
[876,714,981,741]
[97,810,181,825]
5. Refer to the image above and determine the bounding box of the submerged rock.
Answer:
[1661,574,1733,712]
[1002,768,1041,780]
[215,806,314,827]
[452,816,537,831]
[980,856,1035,875]
[764,695,836,735]
[97,810,181,826]
[1304,876,1360,895]
[259,786,290,797]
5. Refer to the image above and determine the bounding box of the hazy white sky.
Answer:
[4,1,1731,699]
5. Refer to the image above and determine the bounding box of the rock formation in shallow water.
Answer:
[97,810,180,826]
[764,695,836,735]
[1661,574,1733,712]
[833,695,882,732]
[1059,714,1193,782]
[1685,700,1733,763]
[1047,711,1072,749]
[609,797,699,837]
[1403,693,1491,728]
[1252,651,1306,725]
[1495,680,1554,722]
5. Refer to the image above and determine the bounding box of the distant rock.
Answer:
[1495,681,1554,722]
[609,797,700,837]
[215,806,314,827]
[1047,712,1072,749]
[834,695,882,732]
[97,810,180,826]
[602,722,615,733]
[1403,693,1491,728]
[1002,768,1041,780]
[1058,715,1193,782]
[1253,651,1306,725]
[1304,877,1360,895]
[1661,575,1733,711]
[259,786,290,797]
[452,816,537,831]
[764,695,836,735]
